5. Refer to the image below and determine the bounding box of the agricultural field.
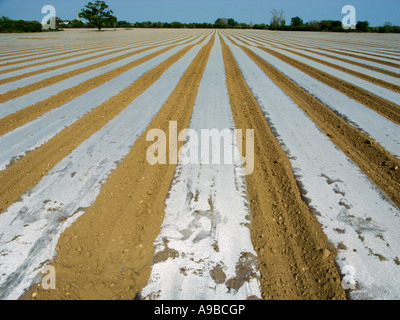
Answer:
[0,28,399,300]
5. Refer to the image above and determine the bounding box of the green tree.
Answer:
[117,20,131,28]
[356,21,370,32]
[215,18,227,28]
[253,23,267,29]
[291,16,303,27]
[0,16,14,32]
[78,1,116,31]
[320,20,343,32]
[0,16,42,33]
[70,19,85,28]
[227,18,237,28]
[170,21,182,28]
[307,20,321,31]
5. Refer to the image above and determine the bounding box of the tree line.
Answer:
[0,16,43,33]
[268,9,399,33]
[59,17,400,33]
[62,4,400,33]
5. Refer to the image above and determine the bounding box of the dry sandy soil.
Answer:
[0,28,399,300]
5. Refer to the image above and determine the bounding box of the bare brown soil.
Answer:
[244,34,400,69]
[0,48,113,74]
[0,36,198,103]
[278,47,400,93]
[0,47,144,83]
[0,38,145,65]
[0,29,397,301]
[256,45,400,125]
[0,37,202,137]
[299,48,400,79]
[246,34,400,90]
[228,35,400,213]
[0,35,195,81]
[24,34,215,300]
[0,37,204,215]
[324,48,400,64]
[221,35,346,300]
[0,48,90,67]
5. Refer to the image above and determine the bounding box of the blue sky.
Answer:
[0,0,399,26]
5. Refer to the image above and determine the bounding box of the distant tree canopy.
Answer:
[0,16,42,33]
[58,15,400,33]
[291,16,303,27]
[56,5,400,33]
[78,0,116,31]
[356,21,370,32]
[213,18,251,29]
[320,20,343,32]
[227,18,238,28]
[266,9,399,33]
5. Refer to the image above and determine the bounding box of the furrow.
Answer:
[141,34,262,300]
[228,33,400,214]
[220,34,347,300]
[237,38,400,125]
[0,36,205,136]
[223,34,400,300]
[22,32,215,301]
[0,36,208,217]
